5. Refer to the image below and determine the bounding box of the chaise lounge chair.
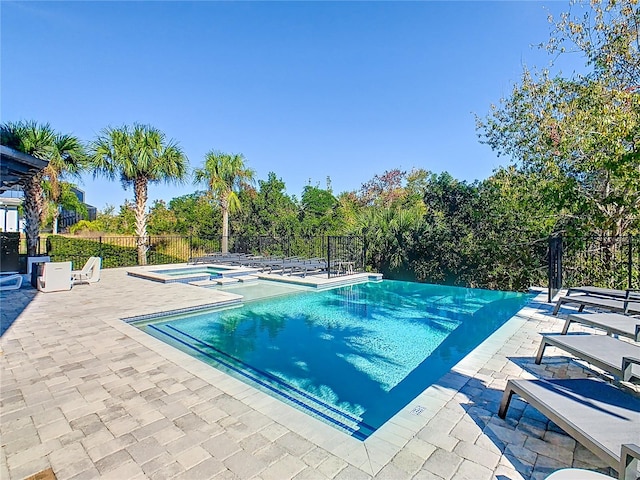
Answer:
[188,253,248,265]
[0,274,23,291]
[562,313,640,342]
[37,262,72,293]
[498,377,640,473]
[553,291,640,316]
[72,257,101,285]
[565,286,639,300]
[287,259,328,277]
[535,333,640,381]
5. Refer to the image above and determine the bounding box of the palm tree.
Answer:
[89,124,188,265]
[193,151,255,253]
[44,134,86,234]
[0,121,85,255]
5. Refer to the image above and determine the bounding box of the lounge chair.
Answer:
[498,377,640,472]
[287,259,328,277]
[566,286,639,301]
[188,253,248,265]
[553,292,640,316]
[0,274,23,291]
[188,253,221,264]
[246,256,283,271]
[72,257,101,285]
[535,333,640,381]
[37,262,72,293]
[545,444,639,479]
[562,313,640,342]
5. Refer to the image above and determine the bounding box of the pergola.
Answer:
[0,145,49,192]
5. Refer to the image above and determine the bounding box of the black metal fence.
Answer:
[548,234,638,301]
[40,234,365,278]
[547,235,563,302]
[19,232,639,289]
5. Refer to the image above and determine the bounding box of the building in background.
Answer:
[59,187,97,231]
[0,186,96,234]
[1,145,95,233]
[0,188,23,232]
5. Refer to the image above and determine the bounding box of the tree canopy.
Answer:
[477,0,640,237]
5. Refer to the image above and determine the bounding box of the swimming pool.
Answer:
[127,264,260,283]
[153,266,233,276]
[133,280,532,439]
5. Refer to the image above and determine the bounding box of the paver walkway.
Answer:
[1,268,615,480]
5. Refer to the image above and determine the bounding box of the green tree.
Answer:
[546,0,640,89]
[89,124,188,265]
[193,151,255,253]
[147,200,178,234]
[235,172,299,239]
[114,201,136,235]
[479,72,639,236]
[477,0,640,237]
[0,121,85,255]
[412,173,478,285]
[43,134,87,233]
[299,185,342,236]
[357,206,424,279]
[168,192,218,237]
[70,205,119,234]
[471,167,557,290]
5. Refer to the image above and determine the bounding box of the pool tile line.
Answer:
[147,323,374,439]
[122,298,242,324]
[162,324,374,430]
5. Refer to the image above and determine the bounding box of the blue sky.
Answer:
[2,1,583,211]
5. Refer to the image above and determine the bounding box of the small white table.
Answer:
[336,261,354,275]
[27,256,50,275]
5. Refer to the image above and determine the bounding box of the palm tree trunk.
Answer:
[52,209,59,235]
[221,200,229,254]
[22,174,44,257]
[134,177,149,265]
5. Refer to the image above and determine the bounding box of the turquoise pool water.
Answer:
[137,280,532,439]
[216,280,311,301]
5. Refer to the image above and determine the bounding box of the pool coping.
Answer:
[126,263,261,283]
[127,262,383,288]
[114,283,548,476]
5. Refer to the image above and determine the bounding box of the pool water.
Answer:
[216,280,311,301]
[137,280,532,439]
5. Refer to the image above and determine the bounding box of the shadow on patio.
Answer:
[444,350,620,480]
[1,279,38,336]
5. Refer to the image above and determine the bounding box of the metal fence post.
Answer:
[327,236,331,279]
[548,234,563,303]
[629,235,633,289]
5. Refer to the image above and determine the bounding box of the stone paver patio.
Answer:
[0,268,617,480]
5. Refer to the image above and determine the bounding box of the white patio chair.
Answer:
[37,262,72,293]
[72,257,102,285]
[0,274,23,291]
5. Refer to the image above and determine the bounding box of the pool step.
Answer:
[216,277,240,285]
[237,275,259,283]
[188,279,219,287]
